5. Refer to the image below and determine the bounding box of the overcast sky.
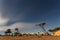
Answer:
[0,0,60,34]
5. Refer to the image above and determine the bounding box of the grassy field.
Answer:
[0,36,60,40]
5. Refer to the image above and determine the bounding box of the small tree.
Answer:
[5,31,8,35]
[14,28,19,36]
[5,29,11,36]
[15,28,19,33]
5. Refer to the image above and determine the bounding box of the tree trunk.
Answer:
[41,27,49,35]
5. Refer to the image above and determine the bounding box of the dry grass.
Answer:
[0,36,60,40]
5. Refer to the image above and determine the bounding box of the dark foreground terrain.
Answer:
[0,36,60,40]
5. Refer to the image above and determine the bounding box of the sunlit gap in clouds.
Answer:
[0,12,9,25]
[0,0,9,26]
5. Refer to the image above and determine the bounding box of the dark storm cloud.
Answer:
[0,0,60,35]
[1,0,60,25]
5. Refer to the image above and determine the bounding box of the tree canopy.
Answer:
[48,27,60,32]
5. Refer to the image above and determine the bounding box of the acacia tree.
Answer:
[36,22,49,35]
[14,28,19,36]
[15,28,19,33]
[14,28,22,36]
[5,29,11,35]
[5,31,8,35]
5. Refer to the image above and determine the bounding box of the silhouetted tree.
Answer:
[5,29,11,36]
[48,29,54,32]
[54,27,60,31]
[14,28,22,36]
[36,22,49,35]
[48,27,60,33]
[5,31,7,35]
[15,28,19,33]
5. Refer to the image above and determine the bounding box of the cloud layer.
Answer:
[0,22,35,31]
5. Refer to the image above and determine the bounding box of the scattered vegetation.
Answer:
[48,27,60,33]
[0,23,60,38]
[0,23,59,40]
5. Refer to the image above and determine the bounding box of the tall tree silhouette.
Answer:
[14,28,19,36]
[36,22,48,35]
